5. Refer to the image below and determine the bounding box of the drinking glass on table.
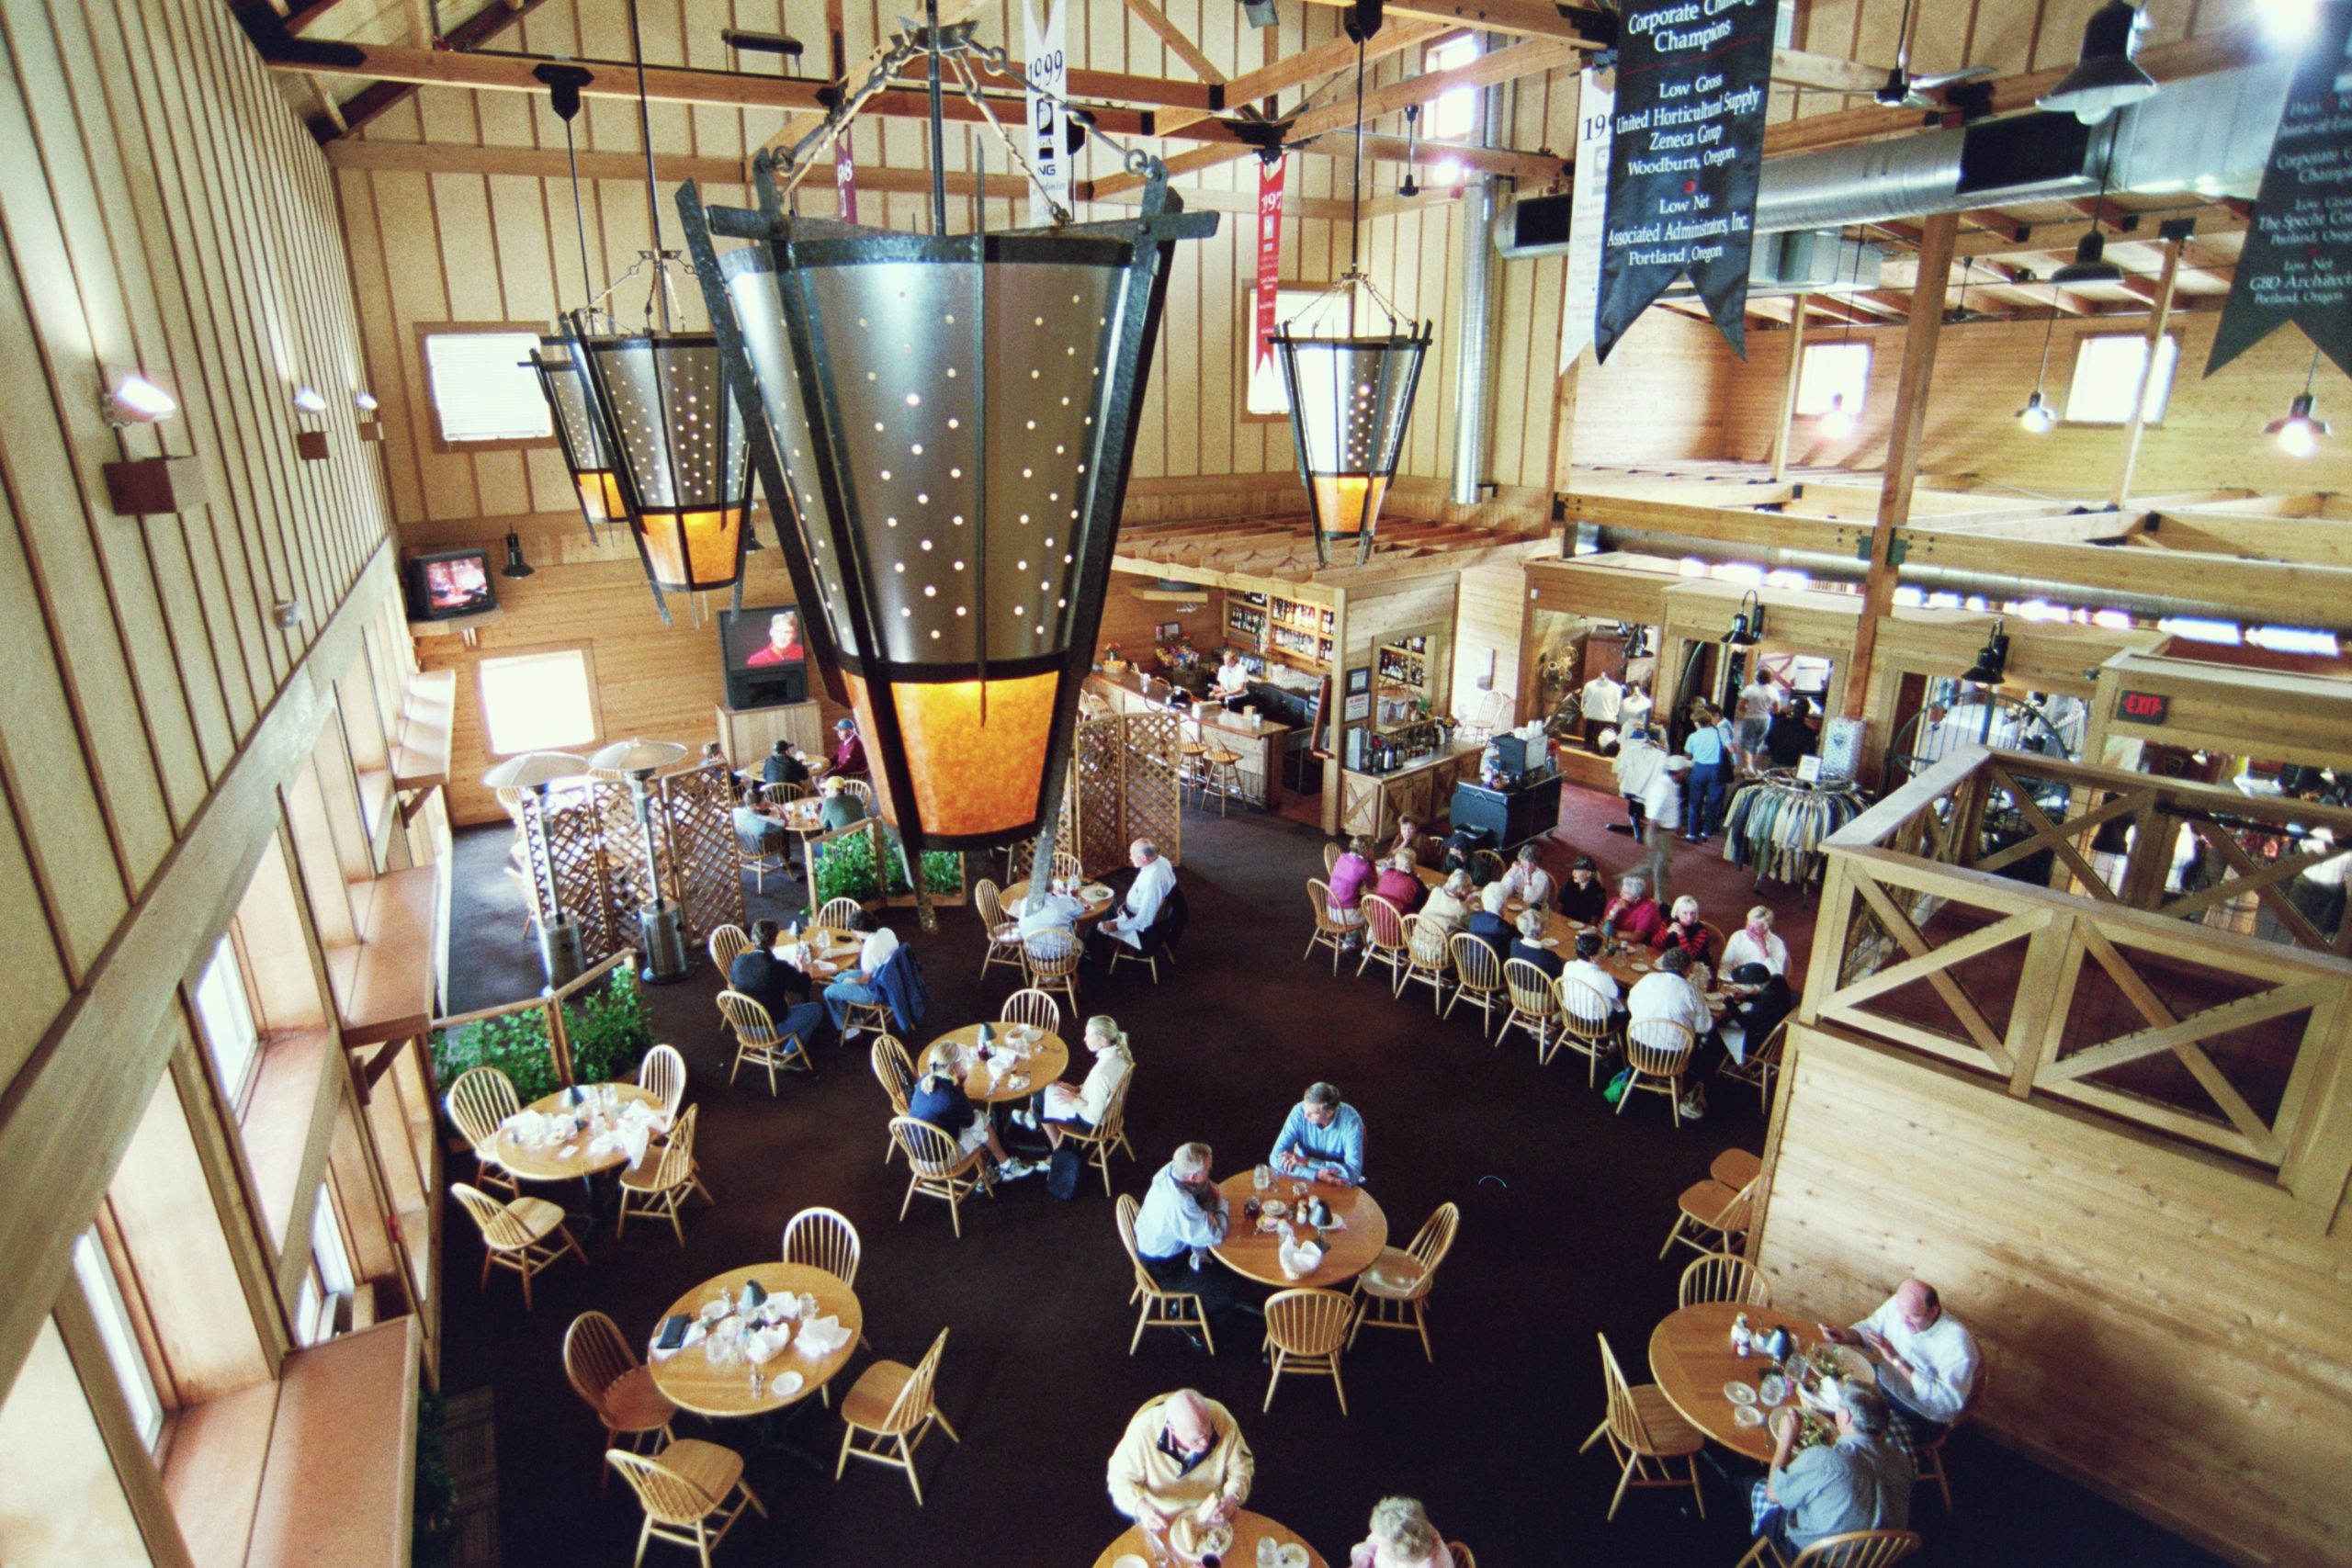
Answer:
[1252,1164,1271,1194]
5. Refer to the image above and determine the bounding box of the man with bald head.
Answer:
[1106,1389,1254,1559]
[1817,1278,1981,1435]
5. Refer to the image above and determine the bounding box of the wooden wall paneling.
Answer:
[1449,558,1530,722]
[334,169,427,525]
[0,1318,164,1568]
[0,773,68,1093]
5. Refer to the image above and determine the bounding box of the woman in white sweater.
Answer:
[1720,904,1792,976]
[1030,1016,1135,1145]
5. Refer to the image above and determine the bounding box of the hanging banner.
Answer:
[1254,155,1287,379]
[1023,0,1070,225]
[1561,67,1615,373]
[2205,2,2352,378]
[834,133,859,224]
[1592,0,1773,364]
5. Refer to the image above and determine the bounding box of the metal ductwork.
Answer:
[1590,528,2352,636]
[1453,176,1498,507]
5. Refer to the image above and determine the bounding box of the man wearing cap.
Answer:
[817,716,868,779]
[761,739,810,787]
[818,774,867,832]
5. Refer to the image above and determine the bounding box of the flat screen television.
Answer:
[404,548,495,621]
[720,604,810,709]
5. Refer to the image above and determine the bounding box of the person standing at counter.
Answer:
[1206,650,1252,708]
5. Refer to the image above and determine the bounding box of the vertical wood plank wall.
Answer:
[1760,1025,2352,1568]
[0,0,395,1406]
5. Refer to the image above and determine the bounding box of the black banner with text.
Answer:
[2207,0,2352,378]
[1593,0,1773,364]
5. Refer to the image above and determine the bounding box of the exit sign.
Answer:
[2118,690,2170,724]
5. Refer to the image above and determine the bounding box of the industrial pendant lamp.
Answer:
[1270,19,1433,569]
[2018,281,2062,433]
[677,3,1215,892]
[2052,125,2124,286]
[2038,1,2157,125]
[1960,618,2010,685]
[526,68,628,543]
[1725,590,1766,649]
[568,3,754,624]
[2267,349,2333,457]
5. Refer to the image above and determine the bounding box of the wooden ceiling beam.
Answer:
[1156,18,1446,134]
[1120,0,1227,84]
[1341,130,1565,182]
[283,0,555,142]
[1293,0,1605,45]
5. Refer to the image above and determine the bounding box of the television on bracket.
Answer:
[720,604,810,709]
[404,547,496,621]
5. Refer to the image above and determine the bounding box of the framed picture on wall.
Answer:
[1157,621,1181,639]
[1345,665,1372,697]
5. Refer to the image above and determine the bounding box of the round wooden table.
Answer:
[760,796,827,835]
[1418,867,1727,1006]
[1090,1508,1329,1568]
[773,923,865,983]
[1001,877,1119,922]
[1210,1173,1387,1290]
[1648,1302,1872,1462]
[492,1083,666,1183]
[921,1023,1069,1104]
[648,1262,864,1418]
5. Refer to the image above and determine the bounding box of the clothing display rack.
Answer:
[1719,772,1866,894]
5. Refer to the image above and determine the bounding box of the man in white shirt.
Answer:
[1557,931,1624,1026]
[822,920,901,1035]
[1612,728,1663,838]
[1817,1279,1981,1434]
[1098,839,1176,952]
[1735,668,1783,770]
[1626,947,1716,1118]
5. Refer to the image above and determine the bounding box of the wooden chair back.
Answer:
[707,923,752,971]
[563,1310,639,1415]
[1307,877,1349,934]
[1000,987,1062,1032]
[1322,841,1343,874]
[446,1067,520,1149]
[1557,976,1616,1029]
[1596,1333,1662,1452]
[642,1105,700,1192]
[870,1036,916,1115]
[606,1449,723,1525]
[638,1043,687,1121]
[1050,850,1085,886]
[1447,1543,1476,1568]
[761,781,806,805]
[1404,913,1453,968]
[452,1182,535,1251]
[874,1326,951,1436]
[781,1206,863,1286]
[1114,1193,1158,1290]
[716,990,779,1045]
[973,878,1006,929]
[815,897,866,934]
[1749,1017,1790,1071]
[1469,847,1505,886]
[1788,1530,1924,1568]
[1716,1178,1761,1235]
[1361,894,1408,954]
[1449,933,1503,995]
[1023,931,1082,981]
[1264,1287,1352,1355]
[1678,1251,1770,1309]
[1405,1201,1461,1276]
[840,778,876,808]
[891,1115,969,1179]
[1502,958,1560,1019]
[1625,1018,1696,1075]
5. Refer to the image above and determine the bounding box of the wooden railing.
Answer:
[1801,746,2352,1216]
[429,949,639,1089]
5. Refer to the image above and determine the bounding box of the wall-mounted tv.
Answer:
[404,548,496,621]
[720,604,810,710]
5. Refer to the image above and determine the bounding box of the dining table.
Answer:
[921,1022,1069,1104]
[1001,875,1119,923]
[1090,1508,1329,1568]
[648,1261,865,1462]
[1210,1172,1387,1292]
[756,796,830,902]
[1647,1300,1876,1463]
[491,1082,669,1225]
[1414,865,1727,1008]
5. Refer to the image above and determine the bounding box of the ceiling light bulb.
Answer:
[292,385,328,413]
[2256,0,2321,45]
[1820,393,1856,438]
[2265,391,2330,457]
[2018,390,2056,433]
[106,373,177,424]
[1432,159,1463,187]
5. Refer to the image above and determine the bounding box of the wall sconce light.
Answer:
[104,374,178,426]
[1960,617,2010,684]
[292,385,329,413]
[354,390,379,412]
[1725,592,1765,649]
[500,530,535,579]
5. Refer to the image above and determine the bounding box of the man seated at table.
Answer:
[1132,1143,1253,1327]
[1557,853,1608,923]
[1722,905,1791,976]
[1465,882,1514,964]
[728,919,810,1017]
[1723,962,1793,1065]
[1601,874,1666,945]
[1372,851,1425,916]
[1437,823,1487,880]
[815,715,869,779]
[1559,931,1624,1022]
[1418,869,1474,939]
[1499,842,1555,909]
[1390,814,1429,867]
[1095,838,1177,954]
[732,797,794,865]
[1816,1278,1981,1438]
[818,774,866,831]
[907,1066,1032,1179]
[1752,1385,1913,1560]
[1106,1390,1254,1557]
[1017,878,1087,942]
[1508,908,1562,981]
[1269,1081,1363,1186]
[822,917,900,1038]
[761,739,811,787]
[1627,948,1718,1120]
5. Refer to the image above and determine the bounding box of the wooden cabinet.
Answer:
[1338,746,1484,840]
[716,701,827,771]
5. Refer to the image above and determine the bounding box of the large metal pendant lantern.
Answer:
[1272,290,1430,568]
[678,16,1213,858]
[527,337,629,539]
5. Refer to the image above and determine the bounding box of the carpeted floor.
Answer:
[439,784,2222,1568]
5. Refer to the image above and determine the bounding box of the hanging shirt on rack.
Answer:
[1581,674,1623,723]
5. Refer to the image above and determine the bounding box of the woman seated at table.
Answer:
[1557,853,1608,923]
[1017,1016,1133,1146]
[1508,908,1562,980]
[1654,895,1717,973]
[908,1066,1034,1179]
[1499,842,1555,909]
[1721,904,1791,976]
[1419,869,1474,938]
[1601,874,1665,944]
[1465,882,1514,964]
[1349,1496,1457,1568]
[1373,851,1426,915]
[1326,836,1376,948]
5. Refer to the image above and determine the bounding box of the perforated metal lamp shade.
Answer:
[681,192,1214,852]
[567,322,754,611]
[527,339,630,539]
[1271,325,1430,567]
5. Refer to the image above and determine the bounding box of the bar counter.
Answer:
[1084,671,1297,807]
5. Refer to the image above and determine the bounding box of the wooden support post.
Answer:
[2109,236,2184,508]
[1322,588,1350,837]
[1845,212,1957,720]
[1769,297,1809,480]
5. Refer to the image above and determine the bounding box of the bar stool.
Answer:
[1179,718,1212,807]
[1201,742,1246,816]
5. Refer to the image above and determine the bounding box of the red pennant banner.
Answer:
[1254,156,1286,377]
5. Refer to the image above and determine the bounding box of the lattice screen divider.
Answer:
[593,781,656,951]
[1057,713,1183,879]
[1121,712,1182,869]
[528,796,624,964]
[660,765,746,945]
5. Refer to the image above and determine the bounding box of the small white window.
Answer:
[1245,286,1344,417]
[1796,341,1871,417]
[479,650,597,756]
[1425,36,1480,140]
[422,331,553,444]
[192,937,260,1109]
[299,1192,356,1347]
[1774,0,1803,49]
[72,1232,164,1449]
[2064,333,2177,425]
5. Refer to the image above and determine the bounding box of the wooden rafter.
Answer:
[1120,0,1227,85]
[295,0,557,142]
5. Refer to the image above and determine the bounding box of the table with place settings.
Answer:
[491,1085,671,1226]
[1414,865,1727,1008]
[1091,1508,1329,1568]
[1647,1300,1877,1463]
[1001,877,1119,923]
[772,923,866,983]
[1211,1173,1386,1291]
[921,1023,1069,1104]
[647,1262,864,1422]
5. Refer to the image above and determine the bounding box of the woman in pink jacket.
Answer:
[1326,835,1375,935]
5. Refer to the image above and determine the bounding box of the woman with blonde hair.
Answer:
[1028,1015,1134,1148]
[1348,1495,1456,1568]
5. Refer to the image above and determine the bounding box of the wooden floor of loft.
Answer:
[436,794,2225,1568]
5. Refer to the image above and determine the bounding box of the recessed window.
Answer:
[1245,286,1349,418]
[298,1191,356,1347]
[479,649,597,756]
[1796,341,1871,417]
[422,330,553,444]
[2064,333,2177,425]
[191,937,260,1111]
[72,1231,164,1449]
[1425,36,1480,139]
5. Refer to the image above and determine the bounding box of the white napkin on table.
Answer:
[744,1324,792,1363]
[588,1119,652,1168]
[1277,1235,1324,1280]
[794,1314,852,1358]
[501,1109,570,1147]
[650,1320,708,1363]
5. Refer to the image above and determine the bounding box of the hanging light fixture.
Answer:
[1725,591,1765,649]
[563,9,753,623]
[586,737,694,982]
[500,530,535,579]
[2038,1,2157,125]
[1269,16,1433,569]
[525,66,628,546]
[2267,351,2332,457]
[481,750,589,989]
[1397,105,1421,198]
[2018,275,2062,433]
[677,2,1215,899]
[1960,617,2010,685]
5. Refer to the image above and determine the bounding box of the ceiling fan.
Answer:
[1843,0,1996,111]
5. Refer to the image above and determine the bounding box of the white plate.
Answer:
[1724,1380,1757,1405]
[1758,1373,1789,1405]
[1114,1558,1150,1568]
[1082,884,1114,902]
[767,1370,804,1398]
[1733,1404,1766,1427]
[1537,937,1560,948]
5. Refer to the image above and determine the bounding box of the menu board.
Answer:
[1592,0,1773,363]
[2206,4,2352,378]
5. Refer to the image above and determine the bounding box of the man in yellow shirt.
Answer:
[1106,1389,1254,1560]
